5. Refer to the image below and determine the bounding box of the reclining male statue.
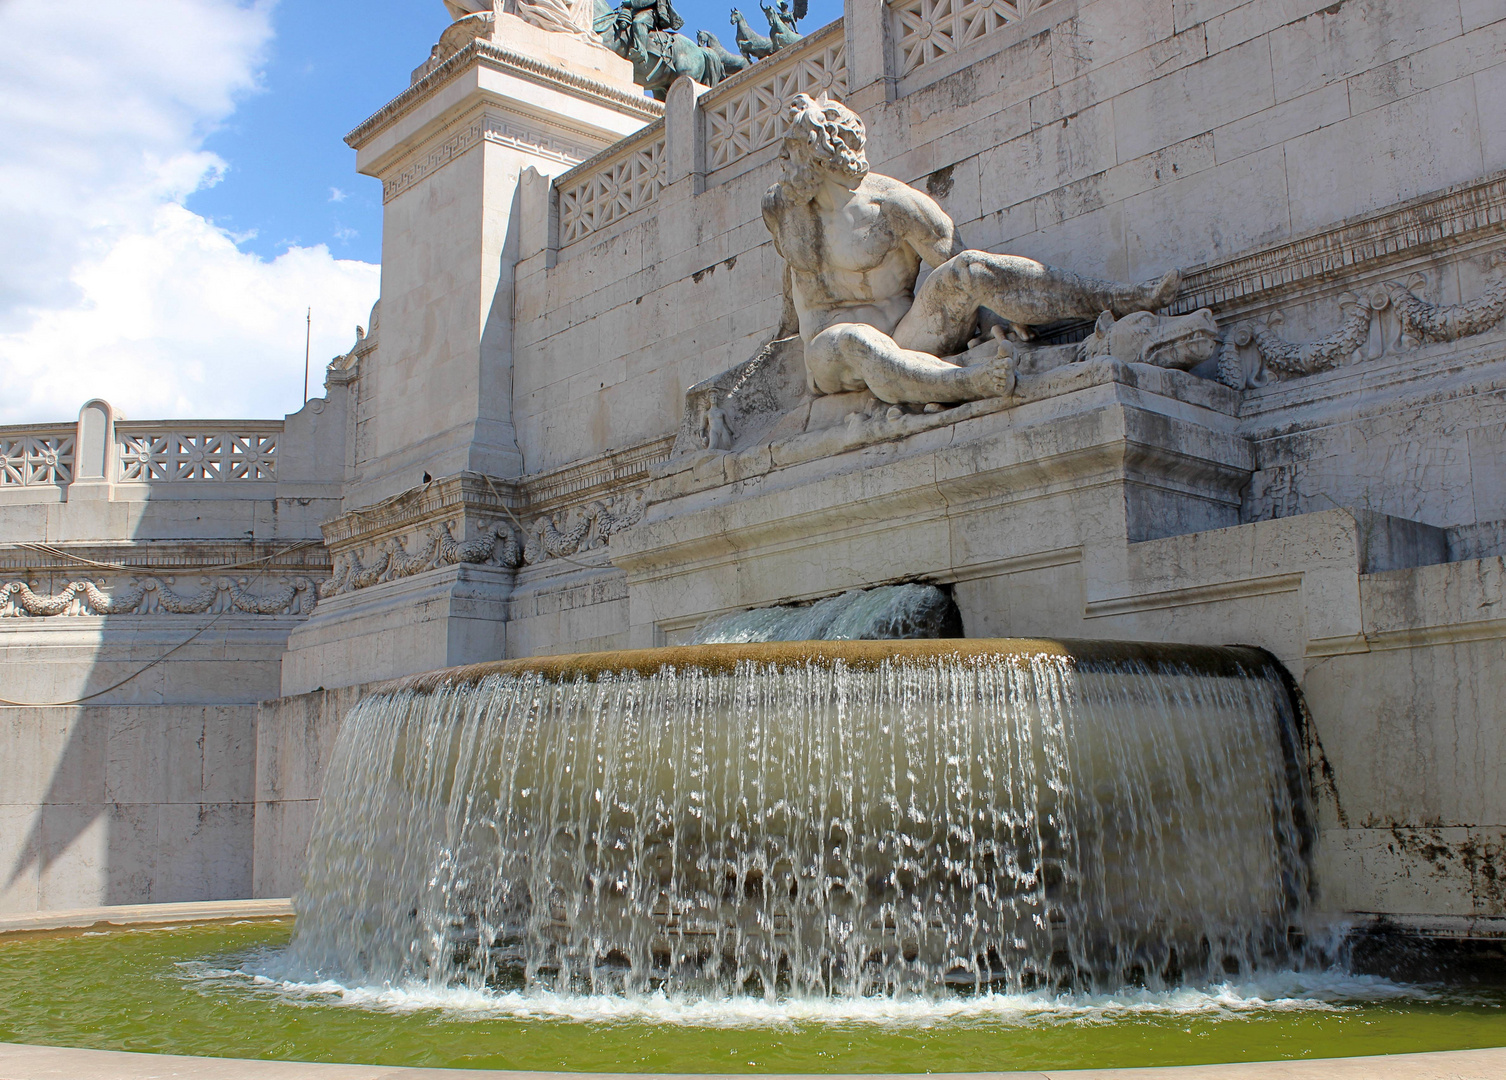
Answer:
[764,94,1182,407]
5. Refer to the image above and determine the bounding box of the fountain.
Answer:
[5,1,1506,1073]
[285,637,1312,1002]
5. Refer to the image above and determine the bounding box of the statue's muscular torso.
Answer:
[762,173,960,343]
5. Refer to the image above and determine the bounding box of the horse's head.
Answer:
[696,29,711,45]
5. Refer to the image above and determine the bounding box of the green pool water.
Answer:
[1,919,1503,1073]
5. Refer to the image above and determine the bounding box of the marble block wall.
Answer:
[1,705,258,910]
[5,0,1506,928]
[509,0,1506,473]
[0,399,341,911]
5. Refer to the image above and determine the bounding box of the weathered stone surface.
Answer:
[5,0,1506,932]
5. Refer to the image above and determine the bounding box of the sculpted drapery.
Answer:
[444,0,595,37]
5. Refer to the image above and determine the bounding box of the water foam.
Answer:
[184,957,1426,1028]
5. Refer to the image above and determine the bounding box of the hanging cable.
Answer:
[15,539,322,574]
[0,560,289,708]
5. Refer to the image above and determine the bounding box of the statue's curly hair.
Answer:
[786,94,868,183]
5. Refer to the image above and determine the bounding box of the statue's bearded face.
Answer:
[782,94,868,195]
[780,138,832,197]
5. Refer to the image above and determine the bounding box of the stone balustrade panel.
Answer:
[888,0,1059,79]
[115,425,280,483]
[702,27,849,176]
[0,429,74,488]
[557,125,669,247]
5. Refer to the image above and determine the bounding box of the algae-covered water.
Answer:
[1,920,1504,1072]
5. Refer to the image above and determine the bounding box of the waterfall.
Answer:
[692,584,962,642]
[286,641,1311,1000]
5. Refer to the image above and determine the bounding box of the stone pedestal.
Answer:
[613,363,1254,644]
[342,40,656,509]
[281,30,660,693]
[282,473,524,693]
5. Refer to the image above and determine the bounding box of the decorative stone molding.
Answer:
[1216,250,1506,388]
[346,38,660,152]
[702,25,848,173]
[315,442,672,602]
[0,540,331,618]
[890,0,1058,78]
[1,576,318,618]
[522,490,646,564]
[1229,295,1379,384]
[557,124,669,245]
[0,430,74,488]
[1386,254,1506,349]
[382,113,595,203]
[115,426,278,483]
[525,436,674,507]
[1172,171,1506,320]
[319,520,523,600]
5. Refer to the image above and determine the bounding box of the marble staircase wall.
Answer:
[0,704,259,913]
[0,397,344,911]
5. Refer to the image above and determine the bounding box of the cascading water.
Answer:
[285,639,1312,1002]
[692,583,962,643]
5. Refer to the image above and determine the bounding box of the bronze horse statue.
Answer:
[595,0,727,99]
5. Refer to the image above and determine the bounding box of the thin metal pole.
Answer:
[303,307,311,402]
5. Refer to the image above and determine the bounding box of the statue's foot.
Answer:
[971,352,1018,399]
[1114,268,1181,315]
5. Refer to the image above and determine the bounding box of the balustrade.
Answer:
[701,25,848,175]
[0,428,74,488]
[115,426,279,483]
[889,0,1059,78]
[0,416,281,493]
[557,124,669,247]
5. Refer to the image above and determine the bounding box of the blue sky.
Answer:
[187,3,451,266]
[0,0,839,424]
[190,0,843,267]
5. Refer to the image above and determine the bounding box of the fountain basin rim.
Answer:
[0,898,292,939]
[2,1041,1505,1080]
[388,638,1277,691]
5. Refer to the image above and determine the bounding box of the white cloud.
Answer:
[329,187,348,203]
[0,0,381,424]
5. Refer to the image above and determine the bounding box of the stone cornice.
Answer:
[552,116,667,194]
[525,436,676,511]
[382,107,599,203]
[0,540,331,574]
[321,436,676,550]
[346,39,661,151]
[323,473,523,548]
[1172,169,1506,318]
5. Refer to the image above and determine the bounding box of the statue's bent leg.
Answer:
[810,323,1015,405]
[894,251,1180,355]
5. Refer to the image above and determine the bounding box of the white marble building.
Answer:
[3,0,1506,949]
